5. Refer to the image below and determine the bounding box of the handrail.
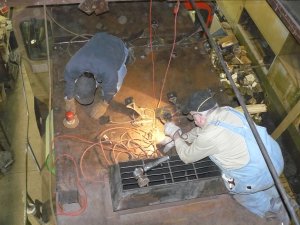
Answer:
[187,0,300,224]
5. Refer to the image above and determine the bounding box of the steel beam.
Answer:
[267,0,300,44]
[7,0,141,7]
[7,0,215,7]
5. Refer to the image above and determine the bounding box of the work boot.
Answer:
[90,101,109,120]
[276,205,290,225]
[64,97,76,114]
[266,197,291,225]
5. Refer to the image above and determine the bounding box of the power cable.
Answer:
[46,8,93,56]
[46,9,91,38]
[156,0,180,109]
[20,60,41,172]
[148,0,156,100]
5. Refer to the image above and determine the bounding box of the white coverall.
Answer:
[174,106,286,222]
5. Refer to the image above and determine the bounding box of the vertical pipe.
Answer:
[43,4,52,113]
[187,0,300,224]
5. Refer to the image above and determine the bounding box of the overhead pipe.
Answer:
[187,0,300,224]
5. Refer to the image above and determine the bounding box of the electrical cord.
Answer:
[46,9,93,56]
[53,125,162,181]
[148,0,156,100]
[49,120,170,216]
[66,34,94,56]
[20,59,42,172]
[47,9,91,39]
[156,0,180,109]
[46,4,187,218]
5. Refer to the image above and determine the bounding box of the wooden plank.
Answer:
[272,100,300,139]
[235,104,267,114]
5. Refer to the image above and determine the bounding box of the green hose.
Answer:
[46,152,56,175]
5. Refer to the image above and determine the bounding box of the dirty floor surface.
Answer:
[49,2,280,225]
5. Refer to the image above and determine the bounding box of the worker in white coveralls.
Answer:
[164,89,290,224]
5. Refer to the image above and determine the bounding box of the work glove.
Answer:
[90,101,109,120]
[164,122,182,139]
[158,136,175,153]
[64,97,76,114]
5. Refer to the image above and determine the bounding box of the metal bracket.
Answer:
[78,0,109,15]
[124,97,152,120]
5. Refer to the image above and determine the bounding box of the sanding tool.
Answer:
[155,107,172,124]
[63,111,79,129]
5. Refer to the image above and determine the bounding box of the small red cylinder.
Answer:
[65,111,75,121]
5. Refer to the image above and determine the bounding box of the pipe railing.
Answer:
[187,0,300,224]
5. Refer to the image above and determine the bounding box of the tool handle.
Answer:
[143,156,170,172]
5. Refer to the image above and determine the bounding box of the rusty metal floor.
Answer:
[50,2,280,224]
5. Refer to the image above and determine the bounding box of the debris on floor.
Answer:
[209,31,265,123]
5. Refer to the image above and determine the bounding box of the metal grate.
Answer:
[119,155,221,190]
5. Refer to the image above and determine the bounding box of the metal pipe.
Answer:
[143,156,170,172]
[20,60,42,172]
[44,3,52,113]
[187,0,300,224]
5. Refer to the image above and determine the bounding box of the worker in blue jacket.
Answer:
[64,32,132,120]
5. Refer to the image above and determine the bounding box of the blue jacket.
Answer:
[64,32,126,102]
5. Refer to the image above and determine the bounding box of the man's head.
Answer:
[183,89,217,127]
[74,72,96,105]
[184,89,217,113]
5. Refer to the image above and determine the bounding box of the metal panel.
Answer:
[119,156,221,190]
[109,156,227,211]
[245,0,289,55]
[8,0,157,7]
